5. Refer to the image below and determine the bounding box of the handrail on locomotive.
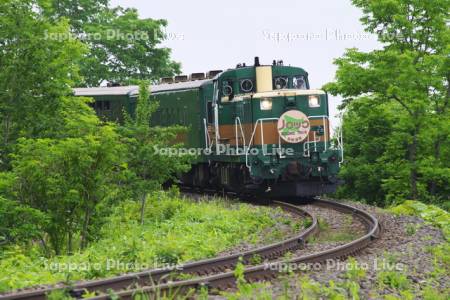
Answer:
[203,115,344,167]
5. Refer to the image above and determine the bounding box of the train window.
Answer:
[93,101,111,111]
[240,79,254,93]
[222,81,233,96]
[293,76,307,89]
[206,101,213,124]
[274,76,288,89]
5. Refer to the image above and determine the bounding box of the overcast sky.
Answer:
[111,0,381,128]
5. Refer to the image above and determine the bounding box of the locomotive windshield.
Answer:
[293,75,307,89]
[274,76,288,89]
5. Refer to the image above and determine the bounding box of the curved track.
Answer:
[1,198,380,300]
[0,202,317,300]
[89,199,380,299]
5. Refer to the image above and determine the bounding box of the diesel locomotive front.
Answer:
[73,57,343,198]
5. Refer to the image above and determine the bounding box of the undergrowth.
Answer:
[0,192,287,292]
[389,200,449,240]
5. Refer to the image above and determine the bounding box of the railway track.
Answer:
[0,201,316,300]
[1,198,380,300]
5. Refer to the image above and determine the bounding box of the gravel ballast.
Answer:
[230,200,448,299]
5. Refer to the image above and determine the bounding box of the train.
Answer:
[74,57,343,198]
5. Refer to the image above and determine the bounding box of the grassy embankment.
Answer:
[0,192,299,292]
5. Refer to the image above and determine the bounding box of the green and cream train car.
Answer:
[74,57,343,198]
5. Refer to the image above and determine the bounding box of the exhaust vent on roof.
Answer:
[160,77,174,84]
[190,73,205,81]
[174,75,188,83]
[207,70,222,79]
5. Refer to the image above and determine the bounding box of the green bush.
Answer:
[0,196,47,245]
[377,271,410,291]
[389,200,450,240]
[0,193,284,292]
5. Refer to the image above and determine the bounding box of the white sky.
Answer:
[111,0,381,128]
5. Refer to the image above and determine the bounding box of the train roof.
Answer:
[73,79,212,97]
[133,79,211,96]
[73,86,138,96]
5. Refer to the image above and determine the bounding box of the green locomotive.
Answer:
[74,57,343,197]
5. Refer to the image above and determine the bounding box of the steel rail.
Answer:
[0,202,317,300]
[86,198,380,299]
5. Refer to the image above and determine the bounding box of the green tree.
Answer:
[0,0,187,256]
[41,0,180,86]
[7,124,124,254]
[326,0,449,205]
[39,0,109,33]
[0,0,86,169]
[120,82,192,224]
[0,0,125,254]
[0,196,48,249]
[335,97,395,206]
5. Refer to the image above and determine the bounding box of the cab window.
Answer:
[274,76,288,90]
[292,76,307,89]
[221,79,234,101]
[222,80,233,97]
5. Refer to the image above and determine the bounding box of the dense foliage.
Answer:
[41,0,181,86]
[0,192,287,292]
[0,0,87,168]
[119,82,192,224]
[326,0,450,208]
[0,0,189,256]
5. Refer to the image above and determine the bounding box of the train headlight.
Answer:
[308,95,320,107]
[260,98,273,110]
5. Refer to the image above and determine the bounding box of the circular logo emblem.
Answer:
[277,110,310,143]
